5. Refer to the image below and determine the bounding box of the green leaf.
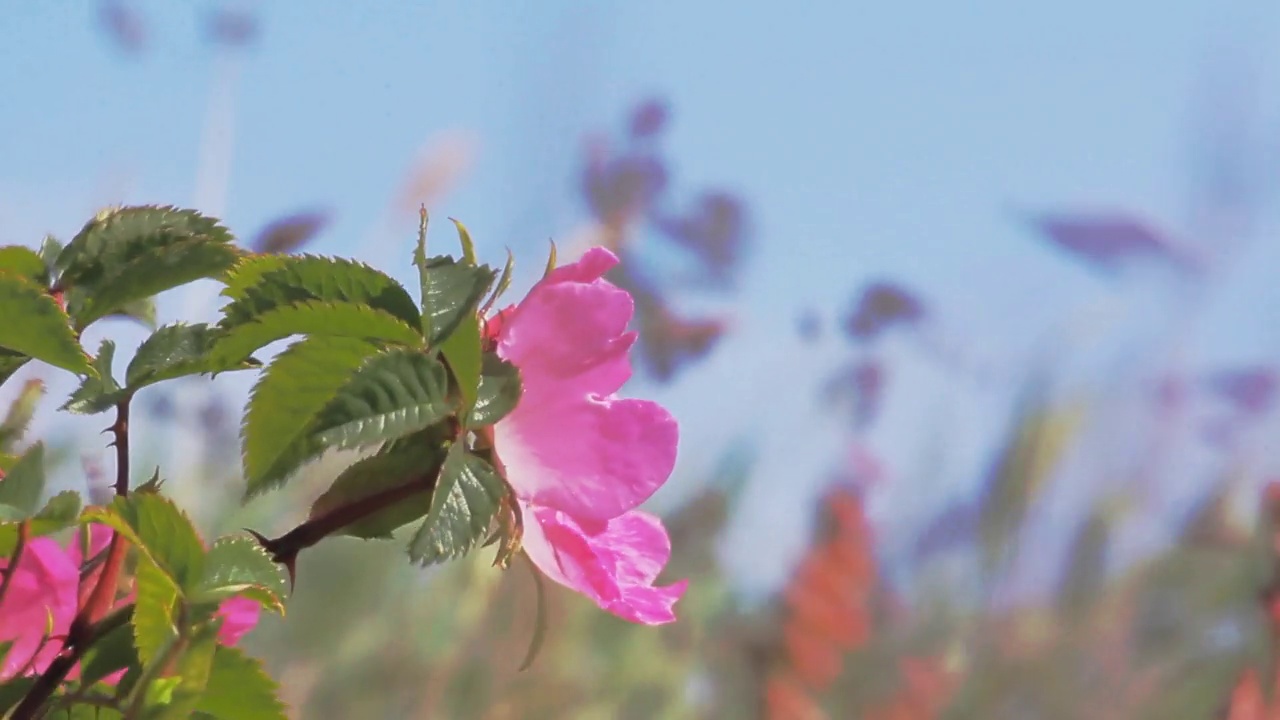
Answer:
[0,675,34,715]
[219,254,420,330]
[419,256,496,347]
[192,646,287,720]
[480,248,515,315]
[57,206,232,280]
[450,218,478,265]
[0,349,30,389]
[311,349,453,452]
[210,300,422,366]
[65,239,242,328]
[467,354,521,427]
[194,536,288,614]
[308,440,445,540]
[0,491,81,556]
[0,442,45,516]
[116,297,158,328]
[0,377,44,453]
[440,314,482,413]
[83,493,206,592]
[241,336,380,496]
[0,246,48,284]
[79,608,140,687]
[132,558,180,667]
[125,324,254,390]
[62,340,127,415]
[147,621,218,720]
[408,447,504,566]
[0,272,93,376]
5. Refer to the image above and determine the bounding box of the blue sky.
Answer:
[3,1,1280,597]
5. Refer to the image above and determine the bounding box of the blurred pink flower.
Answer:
[0,523,261,683]
[0,536,78,680]
[489,247,686,624]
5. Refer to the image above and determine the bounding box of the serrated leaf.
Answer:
[440,313,482,412]
[0,246,48,284]
[0,349,30,389]
[219,255,420,330]
[0,442,45,515]
[66,238,242,328]
[408,447,504,565]
[210,300,422,366]
[62,340,127,415]
[0,378,44,453]
[192,646,287,720]
[83,493,206,592]
[125,324,253,389]
[419,256,496,347]
[57,206,231,282]
[241,336,380,496]
[467,355,521,427]
[309,441,445,539]
[480,248,515,316]
[311,349,453,452]
[146,621,218,720]
[133,558,180,667]
[79,607,140,687]
[450,218,478,265]
[195,537,288,613]
[0,272,93,376]
[0,491,81,556]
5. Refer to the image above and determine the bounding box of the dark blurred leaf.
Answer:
[583,151,667,227]
[0,378,44,453]
[1206,367,1276,416]
[204,7,259,47]
[250,211,329,255]
[629,98,669,139]
[99,0,145,54]
[1055,503,1114,621]
[844,281,925,342]
[1032,214,1198,273]
[656,192,748,282]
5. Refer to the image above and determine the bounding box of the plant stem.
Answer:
[11,401,133,719]
[0,521,29,609]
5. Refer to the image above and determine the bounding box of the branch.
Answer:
[8,607,131,720]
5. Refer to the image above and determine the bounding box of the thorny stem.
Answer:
[12,401,132,720]
[9,607,131,720]
[250,460,446,587]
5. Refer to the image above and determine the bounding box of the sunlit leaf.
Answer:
[0,272,93,376]
[408,446,504,566]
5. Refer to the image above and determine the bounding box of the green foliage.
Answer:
[219,254,420,330]
[0,271,94,377]
[78,609,140,687]
[192,647,288,720]
[467,355,521,427]
[133,558,181,667]
[56,206,241,328]
[311,349,453,452]
[0,676,35,715]
[0,442,45,515]
[0,491,82,556]
[83,493,206,591]
[195,536,289,613]
[309,440,446,540]
[62,340,127,414]
[143,620,219,720]
[417,255,497,347]
[0,246,48,284]
[0,349,30,388]
[440,314,482,412]
[126,323,256,389]
[0,376,44,452]
[481,248,516,315]
[408,446,505,566]
[210,300,422,365]
[240,336,380,496]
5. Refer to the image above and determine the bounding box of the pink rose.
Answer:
[489,247,687,624]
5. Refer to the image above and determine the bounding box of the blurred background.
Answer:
[5,2,1280,717]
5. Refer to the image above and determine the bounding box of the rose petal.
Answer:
[496,394,677,521]
[521,505,687,625]
[215,596,261,646]
[0,538,79,679]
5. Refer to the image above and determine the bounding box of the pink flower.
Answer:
[0,523,262,683]
[489,247,686,624]
[0,535,78,680]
